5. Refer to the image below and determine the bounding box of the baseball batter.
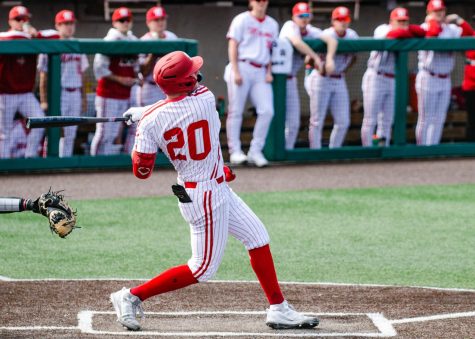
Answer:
[91,7,139,155]
[279,2,337,150]
[305,6,358,149]
[0,6,58,158]
[138,6,178,106]
[110,51,319,331]
[361,8,425,147]
[38,10,89,157]
[224,0,279,167]
[416,0,473,145]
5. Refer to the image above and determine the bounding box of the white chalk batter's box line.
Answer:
[2,310,475,337]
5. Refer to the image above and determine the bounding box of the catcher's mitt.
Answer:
[34,189,78,238]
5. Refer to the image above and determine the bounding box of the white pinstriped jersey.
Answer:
[367,24,395,74]
[38,52,89,89]
[134,85,224,183]
[139,31,178,83]
[418,22,462,74]
[279,20,322,76]
[321,27,359,74]
[226,11,279,65]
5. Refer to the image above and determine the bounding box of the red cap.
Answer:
[9,6,31,20]
[146,6,167,21]
[112,7,132,22]
[390,7,409,21]
[55,10,76,24]
[427,0,446,12]
[332,6,351,22]
[292,2,311,17]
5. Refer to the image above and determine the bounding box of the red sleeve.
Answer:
[132,151,156,179]
[425,19,442,37]
[386,28,413,39]
[408,25,426,38]
[460,21,475,37]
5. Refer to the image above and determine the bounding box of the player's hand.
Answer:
[446,14,463,25]
[123,107,145,125]
[265,73,273,83]
[233,70,243,86]
[22,23,38,37]
[325,57,335,75]
[118,76,137,87]
[40,102,48,112]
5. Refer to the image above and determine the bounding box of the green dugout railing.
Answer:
[0,39,197,172]
[265,37,475,162]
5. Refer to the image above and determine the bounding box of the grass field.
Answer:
[1,184,474,289]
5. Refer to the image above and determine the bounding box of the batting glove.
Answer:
[122,106,149,126]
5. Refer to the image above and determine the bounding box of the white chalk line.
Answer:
[0,276,474,293]
[390,311,475,324]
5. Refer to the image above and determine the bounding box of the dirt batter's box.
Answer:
[78,310,397,337]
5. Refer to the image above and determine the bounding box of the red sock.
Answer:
[249,244,285,305]
[130,264,198,301]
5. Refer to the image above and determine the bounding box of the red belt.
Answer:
[239,59,265,68]
[324,74,343,79]
[287,75,295,79]
[64,87,80,92]
[184,175,224,189]
[427,71,449,79]
[377,71,395,78]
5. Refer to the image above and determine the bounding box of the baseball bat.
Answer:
[26,116,128,128]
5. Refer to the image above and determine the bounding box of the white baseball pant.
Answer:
[59,89,82,157]
[0,93,44,158]
[361,69,395,146]
[178,179,270,282]
[285,76,300,150]
[415,70,451,146]
[224,62,274,155]
[91,96,129,155]
[306,71,350,149]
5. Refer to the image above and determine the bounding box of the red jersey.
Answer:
[463,50,475,91]
[96,55,138,99]
[0,30,59,94]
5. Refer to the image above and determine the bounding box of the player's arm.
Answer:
[425,18,442,37]
[132,151,156,179]
[0,197,36,214]
[39,71,48,111]
[320,34,338,74]
[93,53,136,87]
[445,15,475,36]
[228,38,242,85]
[81,73,88,113]
[140,53,156,76]
[408,25,427,37]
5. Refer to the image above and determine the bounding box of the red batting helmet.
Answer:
[153,51,204,95]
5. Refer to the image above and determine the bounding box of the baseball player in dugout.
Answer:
[361,8,426,147]
[463,17,475,142]
[111,51,319,331]
[279,2,337,150]
[416,0,473,146]
[224,0,279,167]
[91,7,139,156]
[0,6,58,159]
[305,6,358,149]
[38,10,89,158]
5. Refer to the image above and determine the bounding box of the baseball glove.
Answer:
[34,189,78,238]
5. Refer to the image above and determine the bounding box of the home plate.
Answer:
[79,311,396,337]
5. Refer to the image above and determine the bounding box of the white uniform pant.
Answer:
[138,82,166,106]
[285,76,300,150]
[361,69,395,146]
[306,71,350,149]
[0,93,44,158]
[224,62,274,154]
[179,180,270,282]
[91,96,129,155]
[415,70,451,146]
[59,89,82,157]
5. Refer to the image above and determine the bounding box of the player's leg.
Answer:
[429,79,450,145]
[361,70,381,146]
[224,63,251,163]
[415,71,431,145]
[91,97,123,155]
[377,78,395,146]
[285,77,300,150]
[59,90,80,157]
[308,74,331,149]
[248,73,274,167]
[329,79,350,148]
[21,93,45,158]
[0,94,17,158]
[226,186,319,329]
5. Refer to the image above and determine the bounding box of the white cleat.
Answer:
[247,151,269,168]
[266,300,319,330]
[230,151,248,165]
[110,287,144,331]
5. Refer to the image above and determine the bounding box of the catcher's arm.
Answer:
[0,197,38,214]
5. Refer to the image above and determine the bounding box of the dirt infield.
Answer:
[0,280,474,338]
